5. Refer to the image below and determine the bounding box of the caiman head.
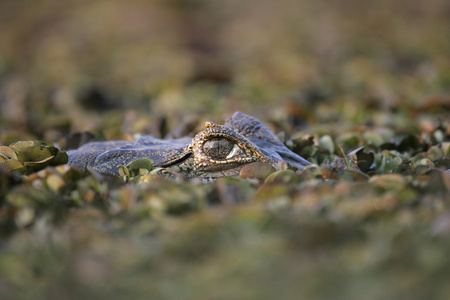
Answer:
[67,112,311,180]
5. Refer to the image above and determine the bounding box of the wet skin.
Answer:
[67,112,311,180]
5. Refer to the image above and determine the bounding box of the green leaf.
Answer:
[375,151,404,173]
[0,146,18,160]
[23,155,54,167]
[118,165,130,182]
[17,146,53,164]
[0,159,25,173]
[127,158,154,171]
[34,141,53,147]
[319,135,335,154]
[51,150,69,165]
[412,158,434,169]
[9,141,35,150]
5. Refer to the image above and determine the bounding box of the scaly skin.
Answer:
[67,112,311,180]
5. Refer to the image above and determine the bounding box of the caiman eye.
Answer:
[203,138,242,160]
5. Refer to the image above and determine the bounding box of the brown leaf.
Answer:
[240,162,276,180]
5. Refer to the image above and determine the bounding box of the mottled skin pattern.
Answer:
[67,112,311,180]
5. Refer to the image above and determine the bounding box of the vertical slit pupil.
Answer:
[203,138,234,159]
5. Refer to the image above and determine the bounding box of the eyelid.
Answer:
[225,144,242,159]
[191,124,272,167]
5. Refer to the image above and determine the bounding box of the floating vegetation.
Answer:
[1,117,449,300]
[0,0,449,299]
[0,141,68,174]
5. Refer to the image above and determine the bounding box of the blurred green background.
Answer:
[0,1,449,300]
[1,0,449,142]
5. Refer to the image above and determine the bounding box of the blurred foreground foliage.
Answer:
[0,117,448,300]
[1,0,450,299]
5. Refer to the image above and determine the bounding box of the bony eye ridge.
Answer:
[202,138,242,160]
[67,111,312,179]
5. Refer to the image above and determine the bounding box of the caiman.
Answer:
[67,112,310,180]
